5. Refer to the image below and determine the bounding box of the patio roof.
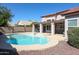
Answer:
[33,19,64,25]
[32,20,52,24]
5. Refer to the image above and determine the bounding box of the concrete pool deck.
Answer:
[18,41,79,55]
[0,32,65,52]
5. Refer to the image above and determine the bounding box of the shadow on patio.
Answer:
[0,32,18,55]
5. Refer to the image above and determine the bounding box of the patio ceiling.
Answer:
[54,19,64,23]
[32,21,52,25]
[33,19,64,25]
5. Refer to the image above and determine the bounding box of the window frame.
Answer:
[68,19,77,27]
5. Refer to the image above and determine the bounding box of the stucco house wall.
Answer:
[41,7,79,40]
[41,16,55,22]
[56,15,65,20]
[41,15,65,22]
[65,15,79,27]
[41,14,79,40]
[41,15,65,35]
[64,14,79,40]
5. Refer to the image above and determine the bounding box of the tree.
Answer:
[0,6,13,26]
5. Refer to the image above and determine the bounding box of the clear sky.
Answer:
[1,3,79,24]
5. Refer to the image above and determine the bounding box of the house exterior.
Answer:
[15,20,32,32]
[32,7,79,40]
[16,20,32,26]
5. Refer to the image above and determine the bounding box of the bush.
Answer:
[68,27,79,48]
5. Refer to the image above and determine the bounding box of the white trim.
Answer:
[68,19,77,27]
[51,22,55,35]
[67,17,79,27]
[65,19,68,40]
[40,23,43,33]
[32,24,35,33]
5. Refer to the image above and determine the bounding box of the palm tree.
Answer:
[0,6,13,26]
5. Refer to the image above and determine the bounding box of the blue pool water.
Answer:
[6,34,48,45]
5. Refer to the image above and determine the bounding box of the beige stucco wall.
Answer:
[66,15,79,28]
[41,15,65,36]
[17,20,32,25]
[64,15,79,40]
[56,15,65,20]
[14,27,32,32]
[41,16,55,22]
[41,15,65,22]
[0,27,32,33]
[41,14,79,41]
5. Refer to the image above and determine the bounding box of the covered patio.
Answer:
[32,21,54,35]
[32,19,64,35]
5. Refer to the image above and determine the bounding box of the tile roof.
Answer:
[42,7,79,18]
[61,7,79,15]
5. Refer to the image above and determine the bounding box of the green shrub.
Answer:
[68,27,79,48]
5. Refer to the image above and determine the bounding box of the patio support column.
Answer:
[24,25,26,32]
[51,22,55,35]
[65,19,68,41]
[32,24,35,33]
[40,23,43,33]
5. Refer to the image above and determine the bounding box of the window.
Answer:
[68,19,77,27]
[47,25,51,30]
[47,19,51,22]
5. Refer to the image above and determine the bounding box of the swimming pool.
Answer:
[6,34,48,45]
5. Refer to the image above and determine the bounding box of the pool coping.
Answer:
[0,32,62,51]
[8,33,59,51]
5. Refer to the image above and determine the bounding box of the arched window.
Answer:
[51,19,54,22]
[47,19,51,22]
